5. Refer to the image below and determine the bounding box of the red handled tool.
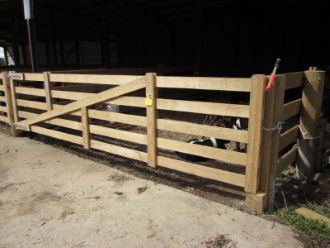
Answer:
[265,58,281,91]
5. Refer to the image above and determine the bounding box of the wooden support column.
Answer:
[259,75,286,209]
[296,70,325,178]
[2,72,18,136]
[245,74,267,214]
[43,72,53,110]
[146,73,157,168]
[81,107,90,149]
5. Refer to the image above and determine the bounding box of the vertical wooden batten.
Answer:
[81,106,91,150]
[145,73,157,168]
[43,72,53,110]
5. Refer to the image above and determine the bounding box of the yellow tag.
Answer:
[145,95,152,106]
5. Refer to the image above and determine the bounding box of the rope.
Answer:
[262,121,285,133]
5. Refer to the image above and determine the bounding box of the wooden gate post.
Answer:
[296,69,325,178]
[245,74,267,213]
[145,73,157,168]
[259,75,286,209]
[2,71,18,137]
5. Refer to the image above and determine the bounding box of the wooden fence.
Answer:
[0,69,325,213]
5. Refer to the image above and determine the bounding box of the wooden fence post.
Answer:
[296,70,325,178]
[43,72,53,110]
[2,71,18,137]
[245,74,266,213]
[145,73,157,168]
[259,75,286,209]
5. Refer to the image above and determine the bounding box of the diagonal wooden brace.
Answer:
[16,77,146,131]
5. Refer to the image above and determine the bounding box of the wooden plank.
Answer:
[245,75,266,193]
[156,76,251,92]
[0,85,4,91]
[279,125,299,151]
[16,99,48,110]
[157,137,247,166]
[283,72,304,90]
[16,77,146,130]
[49,73,250,92]
[277,144,298,174]
[15,87,45,97]
[158,99,249,118]
[0,96,5,102]
[89,125,147,145]
[158,119,248,143]
[297,70,326,178]
[281,99,301,121]
[0,106,7,112]
[0,115,8,123]
[295,207,330,228]
[88,110,146,127]
[158,156,245,187]
[49,73,141,85]
[91,139,147,162]
[146,73,157,168]
[30,125,83,145]
[21,73,44,81]
[81,107,90,149]
[43,72,53,110]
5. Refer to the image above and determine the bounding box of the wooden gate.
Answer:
[0,69,325,213]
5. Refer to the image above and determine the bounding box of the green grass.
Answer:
[275,205,330,248]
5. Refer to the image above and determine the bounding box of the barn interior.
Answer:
[0,0,330,77]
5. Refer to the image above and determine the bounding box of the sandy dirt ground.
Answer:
[0,133,303,248]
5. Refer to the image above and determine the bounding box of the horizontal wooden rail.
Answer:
[157,119,248,143]
[281,99,301,121]
[279,125,299,151]
[0,115,8,123]
[30,125,83,145]
[0,106,7,112]
[16,87,45,97]
[17,73,43,81]
[50,74,141,85]
[156,76,251,92]
[277,144,298,174]
[0,85,4,91]
[0,96,5,102]
[91,139,147,162]
[157,156,245,187]
[157,137,247,166]
[283,72,304,90]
